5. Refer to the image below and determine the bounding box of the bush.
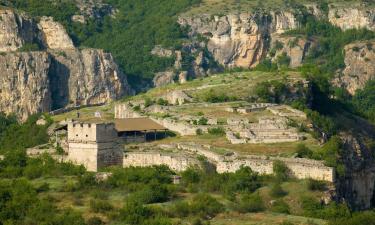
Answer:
[273,161,289,182]
[270,182,288,198]
[307,179,327,191]
[190,193,224,218]
[236,193,264,213]
[254,58,278,72]
[196,128,203,135]
[296,144,313,158]
[208,127,225,136]
[197,117,208,125]
[202,89,236,103]
[157,98,169,106]
[129,183,170,204]
[271,199,290,214]
[24,163,43,179]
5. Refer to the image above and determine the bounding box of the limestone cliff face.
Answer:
[178,12,299,69]
[0,10,130,119]
[49,49,129,109]
[0,52,51,121]
[0,10,38,52]
[333,41,375,95]
[336,132,375,210]
[328,7,375,31]
[269,35,314,68]
[38,17,75,50]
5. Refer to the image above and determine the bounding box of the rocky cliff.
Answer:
[49,48,129,109]
[0,10,39,52]
[0,10,130,120]
[0,52,51,121]
[333,41,375,95]
[178,12,300,69]
[38,17,75,50]
[328,7,375,31]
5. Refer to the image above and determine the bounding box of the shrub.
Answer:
[197,117,208,125]
[271,199,290,214]
[254,58,278,72]
[295,143,313,158]
[307,179,327,191]
[157,98,169,106]
[24,163,43,179]
[130,183,170,204]
[270,182,288,198]
[196,128,203,135]
[190,193,224,218]
[208,127,225,136]
[144,97,154,107]
[273,161,289,182]
[276,52,291,67]
[236,193,264,213]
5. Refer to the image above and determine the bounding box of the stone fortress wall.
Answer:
[123,151,199,172]
[63,119,334,182]
[173,143,335,182]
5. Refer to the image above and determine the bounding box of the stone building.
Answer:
[67,121,123,171]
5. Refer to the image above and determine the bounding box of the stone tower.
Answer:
[67,121,123,171]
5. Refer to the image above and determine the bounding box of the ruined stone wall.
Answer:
[164,143,334,182]
[123,152,198,172]
[217,156,334,182]
[152,117,198,136]
[114,103,142,118]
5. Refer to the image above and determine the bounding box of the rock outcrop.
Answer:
[178,12,299,69]
[0,52,51,121]
[328,7,375,31]
[269,35,314,68]
[336,133,375,210]
[72,0,115,23]
[0,10,38,52]
[49,49,129,109]
[333,41,375,95]
[38,17,75,50]
[0,10,130,120]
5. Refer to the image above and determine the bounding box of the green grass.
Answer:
[211,212,326,225]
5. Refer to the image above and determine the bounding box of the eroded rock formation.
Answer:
[49,49,129,109]
[38,17,75,50]
[0,10,130,120]
[0,10,38,52]
[0,52,51,121]
[178,12,299,69]
[328,7,375,31]
[333,41,375,95]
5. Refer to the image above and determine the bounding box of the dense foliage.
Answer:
[72,0,201,85]
[0,114,51,153]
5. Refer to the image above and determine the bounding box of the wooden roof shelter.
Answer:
[114,118,167,132]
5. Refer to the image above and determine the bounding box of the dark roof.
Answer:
[115,118,166,132]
